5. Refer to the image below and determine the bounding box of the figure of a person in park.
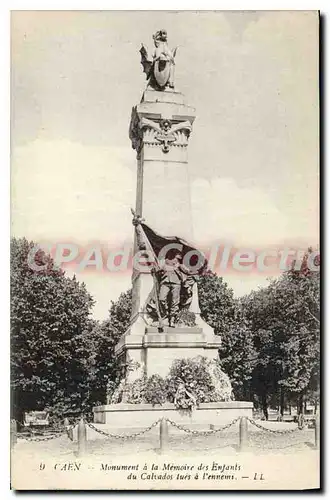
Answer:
[157,250,195,327]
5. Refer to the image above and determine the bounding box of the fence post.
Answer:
[239,417,248,452]
[11,419,17,449]
[314,414,320,450]
[64,417,73,441]
[77,417,87,457]
[159,418,169,454]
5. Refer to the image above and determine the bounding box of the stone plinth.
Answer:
[115,327,221,380]
[93,402,253,427]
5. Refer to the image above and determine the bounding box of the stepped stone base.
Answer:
[93,401,253,427]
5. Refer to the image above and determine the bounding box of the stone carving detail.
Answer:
[129,108,192,155]
[140,30,177,90]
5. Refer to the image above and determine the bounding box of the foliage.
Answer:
[198,272,236,335]
[110,374,166,406]
[144,374,167,406]
[11,238,95,421]
[197,253,319,416]
[166,356,233,411]
[166,357,213,409]
[218,304,257,401]
[176,309,196,327]
[207,359,234,402]
[88,290,132,407]
[197,273,256,401]
[241,248,320,416]
[107,357,232,412]
[125,376,147,404]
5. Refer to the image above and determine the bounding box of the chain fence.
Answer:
[12,417,80,443]
[16,427,67,443]
[82,415,315,452]
[85,418,162,440]
[11,414,318,453]
[18,432,66,443]
[247,417,301,435]
[165,416,241,436]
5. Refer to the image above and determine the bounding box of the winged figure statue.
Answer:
[140,30,177,90]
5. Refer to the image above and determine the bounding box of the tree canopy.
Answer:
[241,251,320,416]
[11,238,95,421]
[87,290,132,407]
[11,239,319,420]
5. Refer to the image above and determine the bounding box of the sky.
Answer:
[11,10,319,320]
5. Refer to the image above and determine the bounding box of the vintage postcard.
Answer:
[10,10,320,490]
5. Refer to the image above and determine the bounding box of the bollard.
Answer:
[314,414,320,450]
[10,419,17,449]
[77,417,87,457]
[298,413,305,430]
[239,416,248,452]
[159,418,169,454]
[64,417,73,441]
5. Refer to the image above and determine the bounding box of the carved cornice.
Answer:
[129,108,192,156]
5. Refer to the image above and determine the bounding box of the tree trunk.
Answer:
[298,393,304,415]
[280,388,285,416]
[261,393,268,420]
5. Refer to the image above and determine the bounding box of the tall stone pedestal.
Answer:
[115,327,222,381]
[127,88,197,342]
[112,85,223,382]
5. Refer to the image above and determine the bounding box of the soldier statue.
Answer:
[156,250,197,327]
[131,210,206,329]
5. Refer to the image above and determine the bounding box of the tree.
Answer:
[11,238,95,421]
[219,306,257,401]
[241,286,283,418]
[198,272,257,401]
[277,251,320,413]
[242,249,320,417]
[88,290,132,406]
[198,272,236,335]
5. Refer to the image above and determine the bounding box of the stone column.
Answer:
[129,88,196,330]
[132,89,196,235]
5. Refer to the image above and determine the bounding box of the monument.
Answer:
[93,31,253,426]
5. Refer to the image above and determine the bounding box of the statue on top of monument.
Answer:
[140,29,177,90]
